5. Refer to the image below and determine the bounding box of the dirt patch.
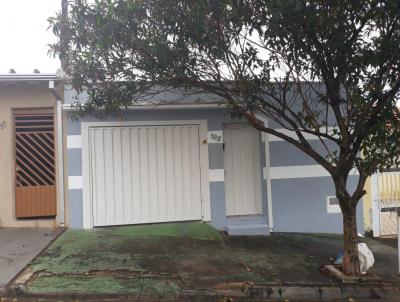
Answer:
[117,236,221,255]
[178,256,245,276]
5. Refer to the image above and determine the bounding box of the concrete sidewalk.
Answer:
[0,228,61,292]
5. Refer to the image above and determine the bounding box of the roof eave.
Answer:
[0,74,59,82]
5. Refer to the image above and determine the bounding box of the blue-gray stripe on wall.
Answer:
[67,149,82,176]
[68,189,84,229]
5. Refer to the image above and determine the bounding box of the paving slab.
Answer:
[0,228,62,291]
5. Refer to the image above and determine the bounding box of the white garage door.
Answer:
[89,125,203,226]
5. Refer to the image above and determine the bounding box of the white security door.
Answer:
[224,123,262,216]
[89,125,203,226]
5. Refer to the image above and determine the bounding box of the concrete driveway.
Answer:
[21,224,400,297]
[0,228,62,292]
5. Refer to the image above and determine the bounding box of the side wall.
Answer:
[0,83,58,228]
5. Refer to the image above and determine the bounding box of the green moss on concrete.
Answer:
[31,222,222,274]
[29,275,181,296]
[27,229,399,296]
[30,229,142,274]
[105,222,223,240]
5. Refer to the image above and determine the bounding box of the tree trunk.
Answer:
[342,207,360,275]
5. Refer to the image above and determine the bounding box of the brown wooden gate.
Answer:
[14,108,57,218]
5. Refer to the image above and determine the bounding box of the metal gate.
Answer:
[14,108,57,218]
[89,125,203,226]
[375,171,400,236]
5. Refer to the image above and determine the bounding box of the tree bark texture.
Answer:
[342,207,360,276]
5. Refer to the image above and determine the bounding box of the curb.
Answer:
[248,285,400,301]
[4,284,400,301]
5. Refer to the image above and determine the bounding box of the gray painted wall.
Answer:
[269,140,337,167]
[65,108,269,230]
[64,106,364,234]
[267,128,364,233]
[272,176,363,233]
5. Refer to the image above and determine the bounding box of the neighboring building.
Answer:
[62,87,364,235]
[363,177,373,233]
[0,73,64,228]
[364,171,400,237]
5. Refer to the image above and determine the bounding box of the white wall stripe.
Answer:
[68,176,83,190]
[268,127,335,142]
[209,169,224,182]
[269,164,359,179]
[67,135,82,149]
[263,167,267,180]
[270,165,330,179]
[208,130,223,144]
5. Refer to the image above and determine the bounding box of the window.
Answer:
[327,196,341,214]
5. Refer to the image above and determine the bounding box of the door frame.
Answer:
[81,120,210,229]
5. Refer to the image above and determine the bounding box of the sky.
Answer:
[0,0,61,74]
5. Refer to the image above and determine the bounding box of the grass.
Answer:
[30,222,223,274]
[101,221,224,240]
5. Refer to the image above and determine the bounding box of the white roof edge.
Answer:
[0,73,59,81]
[62,102,227,110]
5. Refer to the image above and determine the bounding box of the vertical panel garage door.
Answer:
[223,123,262,216]
[89,125,203,226]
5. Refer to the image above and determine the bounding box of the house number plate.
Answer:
[208,131,223,143]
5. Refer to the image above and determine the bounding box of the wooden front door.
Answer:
[14,108,57,218]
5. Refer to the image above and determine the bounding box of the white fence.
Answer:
[372,171,400,237]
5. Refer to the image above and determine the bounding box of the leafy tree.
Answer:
[50,0,400,275]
